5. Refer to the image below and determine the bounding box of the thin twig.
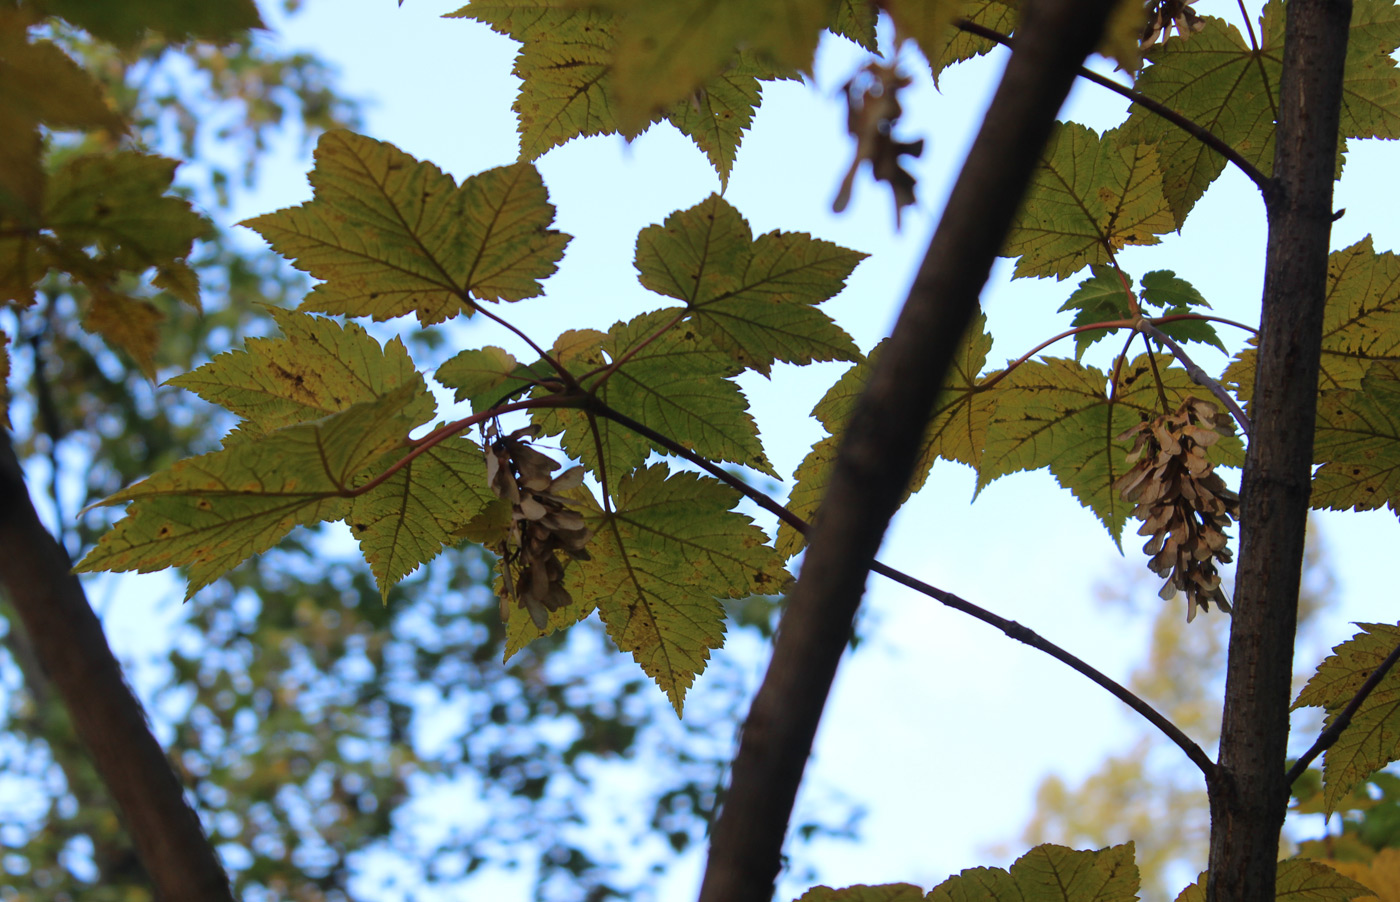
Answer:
[1138,320,1253,437]
[587,398,1214,777]
[954,19,1272,194]
[1285,638,1400,788]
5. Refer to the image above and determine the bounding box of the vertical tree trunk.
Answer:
[698,2,1118,899]
[1207,1,1352,899]
[0,431,235,902]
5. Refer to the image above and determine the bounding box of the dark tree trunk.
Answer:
[0,430,234,902]
[697,1,1120,899]
[1207,1,1352,899]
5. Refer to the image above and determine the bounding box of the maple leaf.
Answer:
[1174,860,1374,902]
[1226,238,1400,404]
[598,0,828,131]
[436,345,552,414]
[791,885,924,902]
[1123,0,1400,228]
[1138,269,1226,353]
[76,386,423,597]
[928,843,1138,902]
[168,308,436,443]
[532,309,774,486]
[776,314,993,559]
[1314,848,1400,902]
[978,354,1244,544]
[570,465,788,714]
[242,130,570,326]
[43,0,263,47]
[1002,123,1175,281]
[829,0,878,51]
[454,1,797,186]
[81,289,163,379]
[932,1,1016,80]
[350,436,496,597]
[1293,622,1400,815]
[0,9,125,215]
[881,0,966,68]
[1057,265,1225,362]
[1311,361,1400,513]
[634,193,864,375]
[1060,266,1136,361]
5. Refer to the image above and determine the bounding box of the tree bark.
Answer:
[697,2,1119,899]
[1207,1,1352,900]
[0,430,235,902]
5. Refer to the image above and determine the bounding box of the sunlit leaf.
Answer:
[81,289,162,379]
[1003,123,1175,281]
[573,465,788,713]
[1314,848,1400,902]
[437,345,548,414]
[168,308,435,442]
[793,884,924,902]
[928,842,1138,902]
[77,386,422,597]
[1175,860,1373,902]
[243,130,570,325]
[635,193,863,374]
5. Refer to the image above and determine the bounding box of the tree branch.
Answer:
[1285,638,1400,787]
[696,3,1124,898]
[592,399,1213,775]
[1207,1,1351,899]
[1137,320,1253,437]
[0,430,234,901]
[955,19,1272,194]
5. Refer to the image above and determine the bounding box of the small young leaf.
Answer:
[635,193,864,375]
[1002,124,1174,281]
[242,130,570,325]
[1139,270,1226,354]
[77,386,422,597]
[1058,265,1134,361]
[437,345,548,414]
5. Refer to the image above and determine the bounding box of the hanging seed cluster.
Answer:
[1141,0,1204,48]
[1115,398,1240,622]
[485,425,592,630]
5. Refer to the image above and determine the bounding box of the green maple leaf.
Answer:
[1294,623,1400,814]
[76,386,422,597]
[932,1,1016,79]
[979,354,1244,543]
[928,843,1138,902]
[776,315,993,559]
[1123,0,1400,228]
[453,1,796,186]
[574,465,788,714]
[1139,270,1227,354]
[1227,237,1400,416]
[600,0,827,131]
[436,345,552,414]
[1002,124,1175,281]
[1311,361,1400,513]
[533,309,774,487]
[44,0,262,47]
[881,0,966,69]
[1059,265,1134,361]
[350,437,495,597]
[169,308,435,442]
[829,0,878,51]
[242,129,570,325]
[1174,860,1373,902]
[635,193,864,375]
[792,885,924,902]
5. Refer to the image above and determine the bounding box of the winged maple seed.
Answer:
[1114,398,1240,622]
[833,59,923,229]
[1141,0,1204,48]
[485,424,592,630]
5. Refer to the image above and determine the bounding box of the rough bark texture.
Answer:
[0,431,234,902]
[1207,1,1352,899]
[696,2,1119,899]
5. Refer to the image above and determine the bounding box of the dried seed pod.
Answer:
[1142,0,1204,48]
[1114,398,1240,621]
[483,423,593,628]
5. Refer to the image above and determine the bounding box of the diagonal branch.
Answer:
[1284,637,1400,788]
[955,19,1272,194]
[1137,320,1253,437]
[695,5,1131,895]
